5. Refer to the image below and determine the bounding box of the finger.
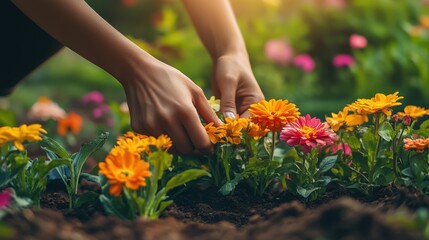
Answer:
[165,123,194,154]
[194,89,223,126]
[182,107,213,154]
[218,75,238,119]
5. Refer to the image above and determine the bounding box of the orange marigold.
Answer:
[0,124,47,151]
[347,92,403,116]
[397,105,429,119]
[204,122,226,144]
[57,112,83,136]
[249,99,300,132]
[224,116,247,145]
[99,148,151,197]
[116,131,149,154]
[403,138,429,153]
[246,122,269,140]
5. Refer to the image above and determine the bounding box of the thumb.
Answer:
[220,80,238,120]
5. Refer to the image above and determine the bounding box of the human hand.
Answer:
[121,55,222,154]
[212,54,265,119]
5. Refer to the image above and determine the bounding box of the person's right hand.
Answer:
[120,55,222,154]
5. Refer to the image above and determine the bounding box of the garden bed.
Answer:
[3,180,428,240]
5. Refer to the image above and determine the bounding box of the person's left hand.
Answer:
[211,53,265,119]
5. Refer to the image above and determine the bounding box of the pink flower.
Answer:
[293,54,315,72]
[81,91,104,105]
[264,39,294,66]
[329,143,352,156]
[333,54,355,67]
[27,96,66,121]
[280,114,338,154]
[0,188,12,209]
[323,0,346,9]
[349,34,367,49]
[92,104,110,119]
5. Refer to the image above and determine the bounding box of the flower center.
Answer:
[300,126,316,139]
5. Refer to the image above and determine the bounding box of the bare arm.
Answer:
[182,0,264,118]
[12,0,221,154]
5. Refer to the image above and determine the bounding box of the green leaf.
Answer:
[219,174,243,196]
[319,156,337,174]
[72,132,109,177]
[156,200,173,215]
[39,159,70,179]
[40,136,71,160]
[165,169,210,192]
[80,173,100,183]
[378,122,394,142]
[99,195,126,219]
[296,185,320,198]
[75,191,100,208]
[345,135,360,150]
[149,151,173,181]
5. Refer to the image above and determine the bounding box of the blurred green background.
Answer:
[2,0,429,122]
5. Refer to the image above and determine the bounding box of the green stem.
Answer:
[347,165,370,183]
[270,132,277,161]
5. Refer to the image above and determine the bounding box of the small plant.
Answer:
[96,132,210,220]
[40,132,109,208]
[0,124,65,207]
[326,92,429,194]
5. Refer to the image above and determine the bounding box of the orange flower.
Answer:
[249,99,300,132]
[0,124,47,151]
[116,131,149,154]
[99,148,151,197]
[403,138,429,153]
[326,107,350,132]
[345,113,368,127]
[223,116,248,144]
[347,92,403,116]
[27,96,66,121]
[397,105,429,119]
[147,134,173,153]
[57,112,83,136]
[246,122,269,140]
[204,122,226,144]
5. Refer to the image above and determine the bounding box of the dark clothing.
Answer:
[0,0,63,96]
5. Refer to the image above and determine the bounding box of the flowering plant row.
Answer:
[1,92,429,220]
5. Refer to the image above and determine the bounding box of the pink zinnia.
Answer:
[0,188,12,209]
[81,91,104,105]
[333,54,355,67]
[293,54,315,72]
[280,114,338,154]
[264,39,294,66]
[349,34,367,49]
[329,142,352,156]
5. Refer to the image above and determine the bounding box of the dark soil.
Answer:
[3,180,429,240]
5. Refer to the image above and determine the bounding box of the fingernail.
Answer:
[216,117,224,125]
[224,111,236,120]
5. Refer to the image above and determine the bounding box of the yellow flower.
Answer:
[99,148,151,197]
[420,15,429,28]
[116,131,149,154]
[0,124,47,151]
[249,99,300,132]
[204,122,226,144]
[326,107,350,132]
[347,92,403,116]
[116,132,172,154]
[345,113,368,127]
[403,138,429,153]
[224,116,247,145]
[397,105,429,119]
[207,96,220,112]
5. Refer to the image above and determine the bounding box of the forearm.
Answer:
[11,0,149,82]
[181,0,248,61]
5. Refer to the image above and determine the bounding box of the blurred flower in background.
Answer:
[57,112,83,136]
[349,34,367,49]
[323,0,346,9]
[332,54,355,68]
[121,0,138,7]
[0,188,12,209]
[27,96,66,121]
[293,54,316,72]
[264,39,294,66]
[81,91,104,105]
